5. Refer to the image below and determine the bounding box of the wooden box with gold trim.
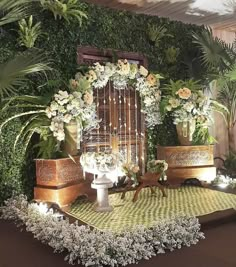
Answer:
[157,145,216,185]
[34,156,95,207]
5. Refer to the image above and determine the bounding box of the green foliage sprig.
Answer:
[40,0,87,24]
[0,51,52,99]
[18,15,43,48]
[165,46,180,64]
[147,24,173,47]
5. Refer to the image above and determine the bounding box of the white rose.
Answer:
[166,105,172,111]
[183,102,194,112]
[56,130,65,141]
[63,114,72,123]
[139,66,148,77]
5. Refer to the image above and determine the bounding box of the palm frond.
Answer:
[225,65,236,81]
[0,0,33,26]
[0,51,52,98]
[193,27,235,73]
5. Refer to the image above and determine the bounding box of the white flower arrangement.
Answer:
[147,160,168,181]
[122,162,140,184]
[80,152,124,174]
[46,85,98,142]
[80,59,163,128]
[164,88,213,126]
[1,195,205,267]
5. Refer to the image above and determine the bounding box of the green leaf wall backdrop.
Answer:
[0,1,208,203]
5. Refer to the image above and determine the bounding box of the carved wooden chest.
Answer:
[157,145,216,184]
[34,157,95,207]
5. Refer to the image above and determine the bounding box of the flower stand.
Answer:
[91,173,113,212]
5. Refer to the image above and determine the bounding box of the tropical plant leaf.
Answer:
[147,24,173,47]
[225,65,236,81]
[0,51,52,98]
[40,0,87,25]
[14,114,40,150]
[165,46,180,64]
[0,0,33,26]
[0,93,59,158]
[18,15,43,48]
[163,79,202,95]
[0,110,46,134]
[193,27,235,73]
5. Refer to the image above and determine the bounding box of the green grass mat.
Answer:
[68,187,236,233]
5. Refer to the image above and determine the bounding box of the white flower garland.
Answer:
[1,195,204,267]
[81,59,163,127]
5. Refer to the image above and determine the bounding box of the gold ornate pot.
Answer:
[176,120,196,146]
[64,120,82,156]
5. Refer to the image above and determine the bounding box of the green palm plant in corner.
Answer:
[192,27,236,74]
[193,27,236,173]
[18,15,43,48]
[40,0,87,24]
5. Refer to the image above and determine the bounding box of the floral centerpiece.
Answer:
[75,59,163,127]
[80,151,124,175]
[147,160,168,181]
[161,80,226,145]
[122,162,140,184]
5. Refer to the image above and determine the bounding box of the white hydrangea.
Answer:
[46,89,98,142]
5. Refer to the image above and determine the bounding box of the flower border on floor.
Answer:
[0,195,205,267]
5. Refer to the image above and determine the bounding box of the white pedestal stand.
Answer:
[91,173,113,212]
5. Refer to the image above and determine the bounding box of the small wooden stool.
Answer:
[121,172,167,202]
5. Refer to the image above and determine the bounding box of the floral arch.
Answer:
[46,59,163,161]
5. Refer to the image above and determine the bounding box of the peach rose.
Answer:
[83,91,93,105]
[70,79,79,89]
[176,87,191,99]
[146,74,157,87]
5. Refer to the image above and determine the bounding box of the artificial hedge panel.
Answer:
[0,1,207,203]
